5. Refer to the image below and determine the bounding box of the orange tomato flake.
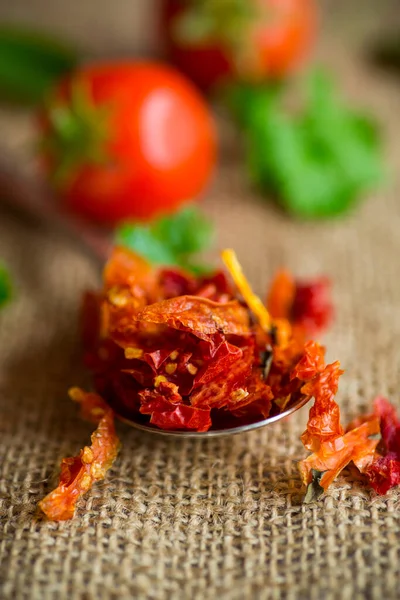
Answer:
[39,389,120,521]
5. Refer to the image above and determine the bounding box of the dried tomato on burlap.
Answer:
[39,247,342,520]
[363,397,400,494]
[39,388,120,521]
[299,417,380,501]
[296,354,381,501]
[267,270,333,335]
[299,384,400,499]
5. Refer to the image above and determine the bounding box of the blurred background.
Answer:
[0,0,399,57]
[0,0,400,265]
[0,0,398,57]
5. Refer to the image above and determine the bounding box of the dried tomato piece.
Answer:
[290,341,326,381]
[272,326,307,373]
[231,369,273,418]
[151,403,212,431]
[159,268,197,298]
[267,270,296,320]
[364,397,400,494]
[190,346,265,411]
[134,295,251,340]
[300,361,344,452]
[190,345,252,409]
[299,417,380,499]
[39,389,120,521]
[194,340,243,386]
[365,457,400,495]
[267,270,333,335]
[195,271,233,303]
[292,278,333,335]
[373,396,400,451]
[139,382,211,431]
[103,246,156,296]
[97,371,143,418]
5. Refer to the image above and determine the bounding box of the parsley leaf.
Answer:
[0,262,13,308]
[228,70,384,218]
[115,206,214,274]
[0,25,78,105]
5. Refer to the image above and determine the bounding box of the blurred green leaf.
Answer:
[227,70,384,219]
[0,262,13,308]
[115,206,214,274]
[0,25,78,105]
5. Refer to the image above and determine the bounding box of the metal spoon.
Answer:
[0,158,311,437]
[118,393,311,438]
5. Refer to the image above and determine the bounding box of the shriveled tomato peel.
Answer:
[300,390,400,500]
[39,388,120,521]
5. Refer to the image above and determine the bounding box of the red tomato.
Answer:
[39,62,217,223]
[163,0,317,91]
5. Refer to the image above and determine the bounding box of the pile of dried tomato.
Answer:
[39,247,399,521]
[80,247,333,433]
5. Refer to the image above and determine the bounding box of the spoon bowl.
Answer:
[117,393,311,438]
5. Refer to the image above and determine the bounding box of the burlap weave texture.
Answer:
[1,2,400,598]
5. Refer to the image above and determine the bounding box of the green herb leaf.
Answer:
[0,262,13,308]
[0,25,78,105]
[228,70,384,219]
[115,206,214,274]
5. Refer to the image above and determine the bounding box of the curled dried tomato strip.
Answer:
[290,341,326,381]
[300,361,344,452]
[134,295,251,340]
[39,388,120,521]
[299,417,380,493]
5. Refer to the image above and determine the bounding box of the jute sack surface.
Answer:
[1,2,400,598]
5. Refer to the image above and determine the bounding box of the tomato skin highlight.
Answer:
[40,62,217,223]
[163,0,317,91]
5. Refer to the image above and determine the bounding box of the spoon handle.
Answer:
[0,155,112,263]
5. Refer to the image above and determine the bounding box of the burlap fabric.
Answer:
[1,2,400,598]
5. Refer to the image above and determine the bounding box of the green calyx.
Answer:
[40,82,110,185]
[172,0,264,75]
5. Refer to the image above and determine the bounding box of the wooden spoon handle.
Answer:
[0,155,112,263]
